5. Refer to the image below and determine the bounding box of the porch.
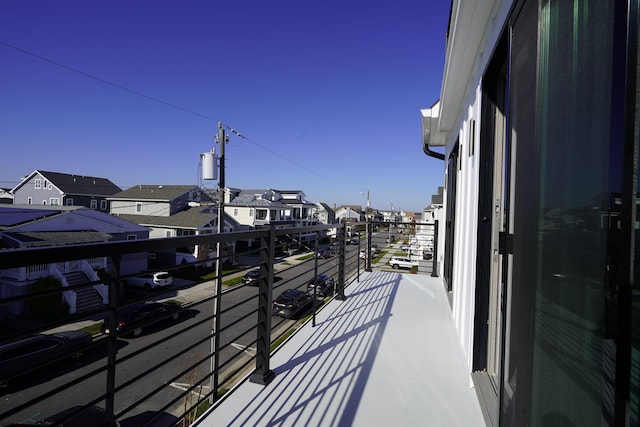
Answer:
[198,270,485,426]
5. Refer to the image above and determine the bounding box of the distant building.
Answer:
[334,205,361,222]
[109,184,226,264]
[0,205,148,315]
[311,202,335,224]
[11,170,121,212]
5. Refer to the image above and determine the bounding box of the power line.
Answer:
[0,40,216,122]
[1,41,363,192]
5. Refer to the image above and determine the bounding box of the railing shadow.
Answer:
[221,271,401,426]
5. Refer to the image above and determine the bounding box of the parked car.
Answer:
[306,274,335,297]
[242,269,261,286]
[389,256,419,270]
[385,235,396,243]
[0,331,92,387]
[123,272,173,291]
[372,244,381,254]
[401,244,412,251]
[317,248,331,259]
[102,301,182,337]
[273,289,314,318]
[347,238,359,245]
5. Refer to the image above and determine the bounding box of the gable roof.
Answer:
[336,205,362,212]
[109,185,202,201]
[317,203,335,214]
[0,205,148,248]
[12,170,122,196]
[117,205,243,230]
[227,189,290,208]
[0,206,63,228]
[116,205,217,229]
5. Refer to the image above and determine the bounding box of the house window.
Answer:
[136,202,142,213]
[34,179,41,189]
[250,209,253,216]
[90,199,97,209]
[234,208,238,216]
[45,180,51,190]
[100,200,107,210]
[42,200,47,205]
[27,197,32,205]
[66,198,74,205]
[256,209,267,220]
[50,198,60,205]
[127,235,137,240]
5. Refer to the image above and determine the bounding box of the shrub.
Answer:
[28,276,64,317]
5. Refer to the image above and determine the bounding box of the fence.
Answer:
[0,221,436,426]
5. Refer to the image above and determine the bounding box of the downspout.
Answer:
[423,143,445,161]
[421,102,446,161]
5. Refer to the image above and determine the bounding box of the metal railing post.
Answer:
[105,255,120,427]
[312,231,319,327]
[431,220,439,277]
[365,219,373,272]
[357,228,361,282]
[209,241,224,404]
[250,225,276,385]
[335,223,346,300]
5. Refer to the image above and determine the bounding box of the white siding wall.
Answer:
[110,200,171,216]
[225,206,254,226]
[450,93,481,375]
[440,0,513,380]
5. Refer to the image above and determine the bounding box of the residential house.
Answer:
[423,1,637,425]
[334,205,365,238]
[276,189,317,222]
[380,209,402,223]
[0,205,148,315]
[310,202,335,225]
[109,185,235,263]
[225,188,322,246]
[334,205,361,223]
[224,188,289,227]
[11,170,122,211]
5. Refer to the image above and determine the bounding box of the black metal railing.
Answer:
[0,220,436,426]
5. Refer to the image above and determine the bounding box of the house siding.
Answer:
[12,171,118,211]
[434,0,637,425]
[111,200,172,216]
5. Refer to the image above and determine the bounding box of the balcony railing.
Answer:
[0,221,437,426]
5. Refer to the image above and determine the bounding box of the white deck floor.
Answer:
[196,270,486,427]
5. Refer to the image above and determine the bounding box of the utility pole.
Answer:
[216,121,226,248]
[210,122,226,404]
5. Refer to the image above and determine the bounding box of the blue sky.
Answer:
[1,1,448,212]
